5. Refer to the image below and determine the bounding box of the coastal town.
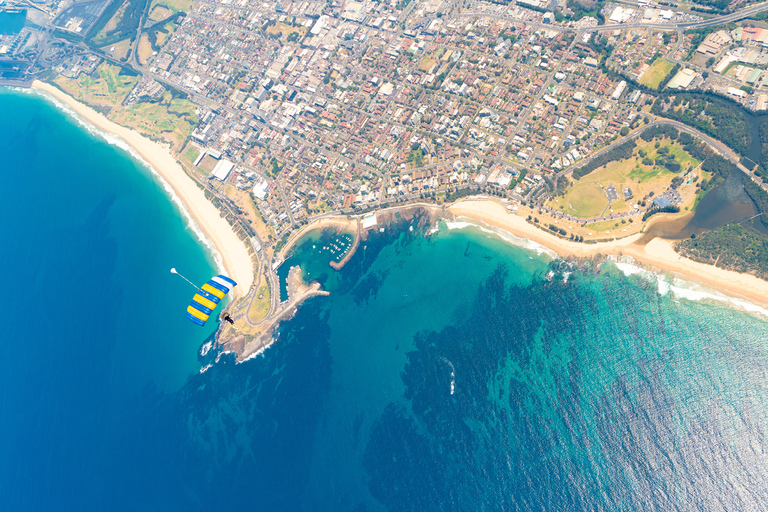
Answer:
[5,0,768,352]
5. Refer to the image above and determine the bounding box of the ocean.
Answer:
[4,89,768,511]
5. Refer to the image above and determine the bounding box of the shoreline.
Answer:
[448,199,768,309]
[216,199,768,360]
[277,200,768,312]
[278,216,358,261]
[30,81,255,297]
[230,266,330,361]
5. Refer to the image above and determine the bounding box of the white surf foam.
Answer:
[214,350,233,363]
[445,218,558,259]
[440,357,456,395]
[21,87,226,275]
[607,256,768,319]
[236,342,271,364]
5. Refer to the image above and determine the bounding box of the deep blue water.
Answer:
[0,90,219,509]
[5,89,768,511]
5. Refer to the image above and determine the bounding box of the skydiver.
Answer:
[221,312,235,325]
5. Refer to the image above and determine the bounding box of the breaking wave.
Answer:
[22,87,225,275]
[444,218,558,259]
[607,256,768,319]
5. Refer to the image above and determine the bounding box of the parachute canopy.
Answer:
[186,275,237,326]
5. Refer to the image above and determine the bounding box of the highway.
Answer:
[454,1,768,33]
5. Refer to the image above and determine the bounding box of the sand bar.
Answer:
[449,199,768,307]
[32,81,255,297]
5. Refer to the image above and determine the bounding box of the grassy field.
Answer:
[225,186,276,243]
[180,145,199,166]
[549,138,702,219]
[148,0,194,14]
[109,91,198,150]
[584,218,635,234]
[137,33,153,64]
[639,58,675,88]
[266,22,306,40]
[196,154,218,174]
[247,280,271,323]
[53,62,198,155]
[153,20,177,47]
[307,197,331,215]
[147,4,172,22]
[100,37,132,61]
[549,185,607,218]
[53,62,138,111]
[92,0,130,45]
[418,55,438,72]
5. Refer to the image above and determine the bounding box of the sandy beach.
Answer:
[41,72,767,311]
[449,199,768,307]
[278,200,768,307]
[32,81,255,297]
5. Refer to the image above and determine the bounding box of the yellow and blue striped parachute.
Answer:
[186,275,237,326]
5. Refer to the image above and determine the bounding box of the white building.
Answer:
[611,80,627,100]
[253,180,270,200]
[211,159,235,181]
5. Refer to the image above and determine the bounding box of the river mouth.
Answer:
[688,172,766,233]
[636,213,695,244]
[637,172,768,244]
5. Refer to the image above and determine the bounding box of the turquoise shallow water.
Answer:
[177,218,768,511]
[4,89,768,511]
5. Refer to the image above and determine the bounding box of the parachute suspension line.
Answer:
[170,268,200,290]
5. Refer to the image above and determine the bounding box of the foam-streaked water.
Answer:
[5,90,768,511]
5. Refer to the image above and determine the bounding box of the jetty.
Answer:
[330,219,361,270]
[224,265,329,361]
